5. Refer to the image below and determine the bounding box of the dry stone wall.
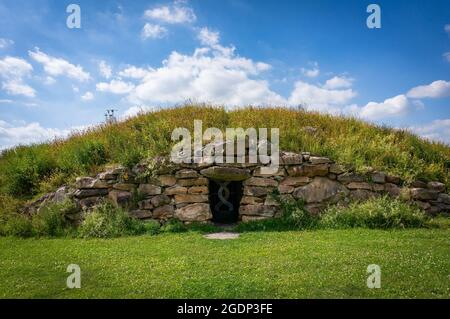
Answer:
[26,151,450,224]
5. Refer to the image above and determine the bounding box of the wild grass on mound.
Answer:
[0,105,449,200]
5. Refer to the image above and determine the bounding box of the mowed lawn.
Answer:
[0,229,449,299]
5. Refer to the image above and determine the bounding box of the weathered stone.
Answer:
[309,156,332,165]
[253,167,285,177]
[113,183,136,192]
[350,190,377,201]
[337,173,364,184]
[188,186,209,194]
[108,190,132,208]
[54,186,74,203]
[241,215,271,223]
[426,205,442,215]
[437,193,450,204]
[153,205,175,219]
[239,205,277,217]
[174,194,208,204]
[329,164,346,175]
[177,178,209,187]
[411,180,427,188]
[287,164,328,177]
[175,203,212,222]
[75,177,109,189]
[150,194,171,207]
[241,196,264,205]
[304,203,325,215]
[200,166,250,181]
[138,184,162,196]
[293,177,349,203]
[384,183,401,197]
[244,177,278,187]
[386,175,401,185]
[164,185,188,195]
[280,176,311,187]
[328,173,337,180]
[175,169,199,179]
[414,201,431,210]
[373,184,385,192]
[427,181,445,192]
[158,175,177,186]
[138,199,153,210]
[278,184,294,194]
[410,188,439,201]
[243,186,270,197]
[129,210,152,220]
[264,195,280,206]
[97,170,120,180]
[347,182,372,190]
[281,152,303,165]
[302,152,310,161]
[371,172,386,184]
[74,188,108,198]
[78,196,103,209]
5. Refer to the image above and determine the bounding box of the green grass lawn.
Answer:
[0,229,449,299]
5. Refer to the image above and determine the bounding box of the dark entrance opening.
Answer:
[209,180,243,224]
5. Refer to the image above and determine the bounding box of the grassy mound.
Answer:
[0,105,449,206]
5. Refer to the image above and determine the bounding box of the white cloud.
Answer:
[141,23,168,39]
[0,120,71,150]
[2,80,36,98]
[445,24,450,35]
[198,27,220,46]
[81,91,94,101]
[407,80,450,98]
[127,44,285,107]
[72,86,79,93]
[99,60,112,79]
[444,52,450,63]
[323,76,353,89]
[144,3,196,24]
[409,119,450,145]
[0,38,14,49]
[96,79,135,94]
[0,56,33,79]
[0,99,13,103]
[122,106,155,118]
[288,80,356,112]
[118,66,153,79]
[301,62,320,78]
[359,94,411,120]
[28,47,90,82]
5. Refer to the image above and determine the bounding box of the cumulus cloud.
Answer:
[359,94,411,120]
[122,106,155,118]
[409,119,450,145]
[0,56,35,97]
[98,60,112,79]
[301,62,320,78]
[0,120,71,150]
[323,76,353,89]
[141,23,168,39]
[144,2,196,24]
[198,27,220,46]
[407,80,450,98]
[96,79,135,94]
[81,91,94,101]
[28,47,90,82]
[0,38,14,49]
[118,66,153,79]
[288,80,356,113]
[126,43,285,106]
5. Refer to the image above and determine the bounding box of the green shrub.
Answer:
[319,196,429,229]
[31,200,77,237]
[186,222,221,233]
[161,219,187,233]
[2,215,33,237]
[78,202,146,238]
[143,220,161,235]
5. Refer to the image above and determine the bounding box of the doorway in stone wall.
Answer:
[209,179,243,224]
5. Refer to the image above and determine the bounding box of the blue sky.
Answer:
[0,0,449,149]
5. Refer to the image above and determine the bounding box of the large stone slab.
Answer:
[244,177,278,187]
[287,164,328,177]
[74,188,108,198]
[75,177,109,189]
[175,203,212,222]
[164,185,188,195]
[293,177,349,203]
[108,190,132,208]
[174,194,208,204]
[153,205,175,219]
[200,166,250,181]
[239,205,277,217]
[177,177,209,187]
[138,184,162,196]
[280,176,311,187]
